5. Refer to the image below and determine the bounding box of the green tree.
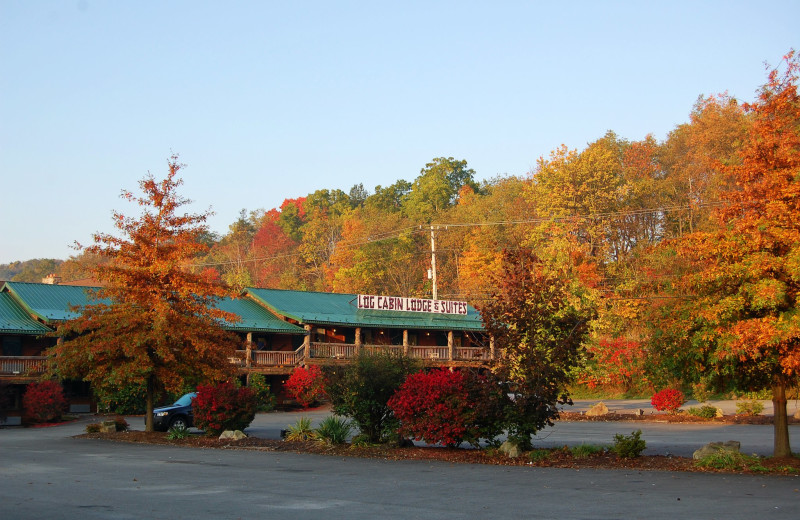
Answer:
[49,156,242,432]
[403,157,476,221]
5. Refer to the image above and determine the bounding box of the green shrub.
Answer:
[314,416,353,444]
[687,405,718,418]
[85,423,101,433]
[93,382,147,414]
[325,351,420,443]
[166,424,191,440]
[570,444,604,459]
[735,400,764,416]
[690,381,712,403]
[350,433,376,447]
[285,417,314,441]
[248,373,276,412]
[611,430,646,458]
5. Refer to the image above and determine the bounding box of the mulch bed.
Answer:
[558,411,800,425]
[76,413,800,476]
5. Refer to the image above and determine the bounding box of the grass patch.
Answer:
[695,451,768,472]
[527,449,552,463]
[570,444,604,459]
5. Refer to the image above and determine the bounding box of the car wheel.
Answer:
[169,416,189,430]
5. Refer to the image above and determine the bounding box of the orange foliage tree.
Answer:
[49,156,242,431]
[668,52,800,456]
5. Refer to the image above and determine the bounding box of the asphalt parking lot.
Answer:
[1,401,799,519]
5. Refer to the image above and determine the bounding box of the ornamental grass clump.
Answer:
[313,416,352,445]
[166,424,191,440]
[285,417,314,441]
[650,388,685,413]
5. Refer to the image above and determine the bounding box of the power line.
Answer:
[190,200,733,268]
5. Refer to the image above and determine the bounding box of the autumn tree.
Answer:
[527,132,626,259]
[49,156,242,431]
[658,52,800,457]
[479,246,597,449]
[249,208,300,289]
[659,94,749,237]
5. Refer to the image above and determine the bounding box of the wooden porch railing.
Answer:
[232,343,493,369]
[0,356,48,375]
[311,343,356,359]
[234,346,304,367]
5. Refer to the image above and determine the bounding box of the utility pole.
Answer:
[430,225,438,300]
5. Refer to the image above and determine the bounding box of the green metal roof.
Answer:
[214,296,305,334]
[2,282,100,322]
[245,288,485,331]
[0,291,52,334]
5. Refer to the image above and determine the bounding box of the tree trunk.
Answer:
[772,379,791,457]
[145,373,155,432]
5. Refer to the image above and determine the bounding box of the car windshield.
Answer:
[174,393,196,407]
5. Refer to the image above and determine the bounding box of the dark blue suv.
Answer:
[151,392,196,432]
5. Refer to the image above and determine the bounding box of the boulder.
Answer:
[219,430,247,441]
[100,420,116,433]
[499,440,522,458]
[794,409,800,420]
[586,402,609,417]
[692,440,741,460]
[715,407,725,418]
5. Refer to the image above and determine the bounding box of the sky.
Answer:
[1,1,798,264]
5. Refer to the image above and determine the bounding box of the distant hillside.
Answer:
[0,259,63,282]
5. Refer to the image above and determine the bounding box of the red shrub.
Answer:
[285,365,327,408]
[388,369,505,447]
[192,382,256,436]
[23,381,68,423]
[651,388,685,413]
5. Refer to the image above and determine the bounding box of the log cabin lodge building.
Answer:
[0,280,492,424]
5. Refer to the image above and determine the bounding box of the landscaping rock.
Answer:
[499,440,522,458]
[692,440,741,460]
[794,409,800,420]
[100,420,116,433]
[219,430,247,441]
[586,402,609,417]
[715,408,724,418]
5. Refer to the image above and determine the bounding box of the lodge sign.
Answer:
[357,294,469,315]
